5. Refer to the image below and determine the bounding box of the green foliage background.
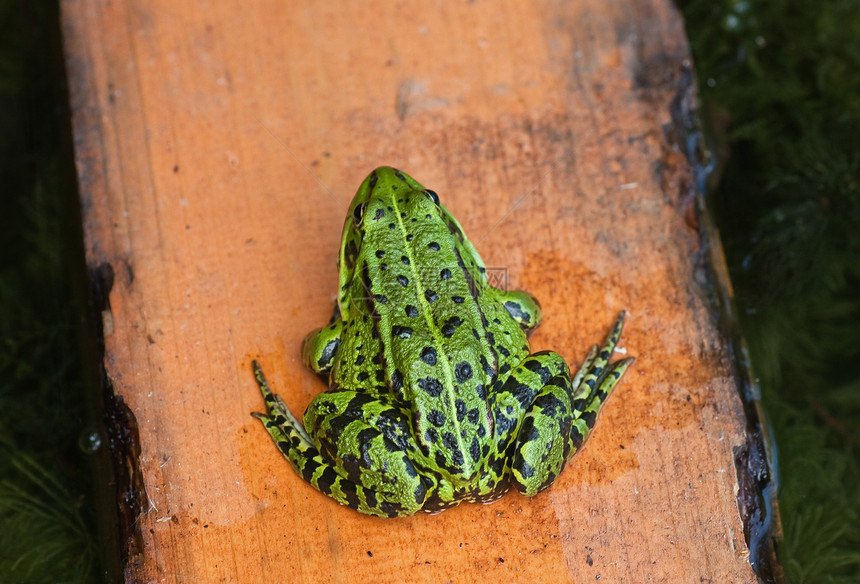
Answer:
[0,0,858,582]
[0,0,100,581]
[680,0,860,581]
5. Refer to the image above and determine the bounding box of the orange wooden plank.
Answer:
[62,1,768,582]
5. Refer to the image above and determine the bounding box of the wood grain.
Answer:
[62,1,764,582]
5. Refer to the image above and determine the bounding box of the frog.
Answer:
[252,166,634,517]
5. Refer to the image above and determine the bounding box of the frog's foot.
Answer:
[301,319,343,374]
[568,311,634,451]
[495,288,543,331]
[252,362,429,517]
[251,360,313,446]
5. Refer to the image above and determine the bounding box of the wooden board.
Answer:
[61,1,765,582]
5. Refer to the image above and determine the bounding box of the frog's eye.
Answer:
[352,202,367,224]
[424,189,440,206]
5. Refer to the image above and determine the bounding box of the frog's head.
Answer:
[337,167,427,311]
[336,167,486,317]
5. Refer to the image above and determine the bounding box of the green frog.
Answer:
[252,167,634,517]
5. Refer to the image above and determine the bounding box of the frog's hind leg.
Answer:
[302,389,432,517]
[501,351,577,497]
[251,362,428,517]
[506,313,634,496]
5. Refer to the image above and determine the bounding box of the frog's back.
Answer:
[333,168,525,480]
